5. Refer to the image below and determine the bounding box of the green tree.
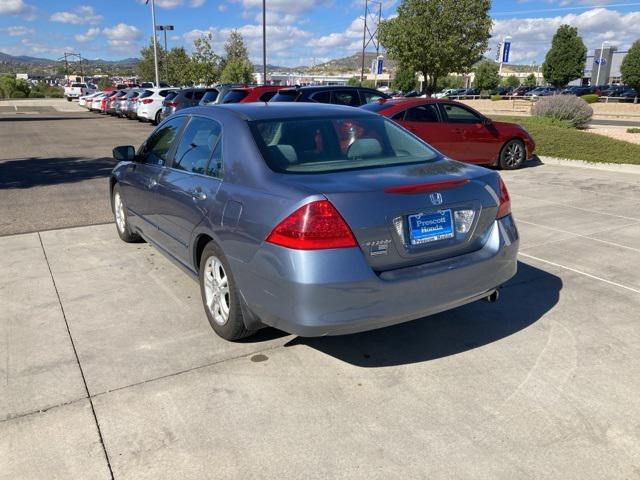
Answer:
[621,40,640,103]
[542,25,587,88]
[436,75,464,90]
[191,33,222,86]
[524,73,537,87]
[219,30,253,84]
[378,0,491,94]
[136,38,166,82]
[97,77,112,90]
[393,63,417,92]
[502,75,520,89]
[0,75,16,99]
[166,47,193,86]
[474,60,500,91]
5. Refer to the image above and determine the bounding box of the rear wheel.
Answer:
[499,139,525,170]
[154,110,162,125]
[111,184,141,243]
[199,242,251,341]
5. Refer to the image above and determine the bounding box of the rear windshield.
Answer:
[250,116,438,174]
[360,102,389,113]
[164,91,178,101]
[221,90,249,103]
[139,90,154,99]
[71,83,85,88]
[269,90,299,102]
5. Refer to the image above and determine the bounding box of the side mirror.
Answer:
[113,145,136,162]
[481,118,493,126]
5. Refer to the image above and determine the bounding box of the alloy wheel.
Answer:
[203,256,230,326]
[114,192,126,233]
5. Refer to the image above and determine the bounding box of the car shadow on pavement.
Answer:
[0,156,117,189]
[285,261,561,367]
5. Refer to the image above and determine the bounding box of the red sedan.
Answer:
[362,98,535,169]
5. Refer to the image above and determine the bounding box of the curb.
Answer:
[539,156,640,175]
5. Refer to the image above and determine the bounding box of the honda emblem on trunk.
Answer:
[429,192,443,205]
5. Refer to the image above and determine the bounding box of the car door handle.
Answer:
[188,189,207,201]
[148,179,158,188]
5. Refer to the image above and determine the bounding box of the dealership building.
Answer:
[578,46,628,85]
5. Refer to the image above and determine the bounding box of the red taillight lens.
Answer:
[142,98,153,104]
[266,200,357,250]
[165,101,177,107]
[496,176,511,219]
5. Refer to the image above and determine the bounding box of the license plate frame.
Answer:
[408,209,454,245]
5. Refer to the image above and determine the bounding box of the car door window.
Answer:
[206,141,223,179]
[392,111,405,121]
[333,90,360,106]
[310,91,331,103]
[139,117,184,166]
[361,90,384,104]
[405,104,439,122]
[171,117,221,175]
[441,104,482,124]
[193,91,206,101]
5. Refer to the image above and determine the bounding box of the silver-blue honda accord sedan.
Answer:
[110,103,519,341]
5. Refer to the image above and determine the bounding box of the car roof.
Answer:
[189,102,376,121]
[282,85,381,92]
[372,97,449,109]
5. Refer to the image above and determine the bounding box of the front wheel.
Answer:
[199,242,252,341]
[499,139,525,170]
[111,184,141,243]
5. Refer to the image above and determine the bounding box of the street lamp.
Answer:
[595,40,610,87]
[262,0,267,84]
[156,25,175,81]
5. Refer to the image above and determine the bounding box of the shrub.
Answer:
[490,94,502,101]
[531,94,593,129]
[580,94,599,104]
[627,128,640,134]
[29,92,45,98]
[10,91,26,98]
[48,91,63,98]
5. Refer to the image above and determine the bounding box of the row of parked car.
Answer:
[82,83,534,169]
[430,84,638,100]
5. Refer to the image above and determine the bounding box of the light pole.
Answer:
[262,0,267,84]
[595,40,609,87]
[156,25,174,82]
[146,0,160,87]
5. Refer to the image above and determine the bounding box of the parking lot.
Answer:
[2,110,640,479]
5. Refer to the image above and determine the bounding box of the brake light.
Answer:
[384,178,469,194]
[496,176,511,218]
[165,101,177,107]
[266,200,357,250]
[142,98,153,104]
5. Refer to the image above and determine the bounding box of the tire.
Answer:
[111,184,141,243]
[66,97,72,102]
[199,242,252,341]
[154,110,162,125]
[499,139,525,170]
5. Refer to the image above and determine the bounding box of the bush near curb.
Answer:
[490,95,502,101]
[628,128,640,134]
[580,94,599,104]
[531,95,593,129]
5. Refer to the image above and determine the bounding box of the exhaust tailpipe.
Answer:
[485,290,499,303]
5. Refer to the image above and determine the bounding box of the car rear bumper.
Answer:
[232,215,519,337]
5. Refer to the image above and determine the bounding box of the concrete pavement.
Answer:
[2,162,640,478]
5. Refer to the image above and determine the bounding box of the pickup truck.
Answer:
[64,83,97,101]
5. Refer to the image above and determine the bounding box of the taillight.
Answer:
[142,98,153,104]
[496,176,511,218]
[266,200,357,250]
[165,101,177,107]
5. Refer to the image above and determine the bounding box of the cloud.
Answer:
[1,25,35,36]
[307,17,364,56]
[232,0,332,14]
[0,0,36,20]
[101,23,143,53]
[491,8,640,63]
[75,27,101,43]
[50,5,102,25]
[135,0,204,8]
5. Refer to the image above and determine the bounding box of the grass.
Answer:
[628,128,640,134]
[492,115,640,165]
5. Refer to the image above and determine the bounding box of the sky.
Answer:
[1,0,639,67]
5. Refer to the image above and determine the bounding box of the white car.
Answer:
[78,91,102,108]
[64,82,96,101]
[136,87,179,124]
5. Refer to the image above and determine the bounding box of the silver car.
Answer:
[110,103,518,341]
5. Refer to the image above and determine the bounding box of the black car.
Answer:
[269,85,390,106]
[561,86,600,96]
[161,87,220,119]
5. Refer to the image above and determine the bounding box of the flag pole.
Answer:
[149,0,160,86]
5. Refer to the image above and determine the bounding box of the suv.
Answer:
[219,85,286,103]
[269,86,390,106]
[161,88,219,120]
[136,87,180,124]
